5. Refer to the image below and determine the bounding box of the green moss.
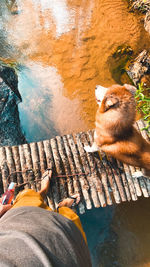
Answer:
[135,83,150,133]
[109,45,133,84]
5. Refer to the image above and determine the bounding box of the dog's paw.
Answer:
[84,145,93,153]
[132,171,145,179]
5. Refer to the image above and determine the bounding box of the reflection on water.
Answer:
[0,0,150,266]
[81,198,150,267]
[18,61,87,142]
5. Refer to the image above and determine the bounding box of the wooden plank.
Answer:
[0,166,3,195]
[0,147,9,192]
[128,165,142,197]
[30,142,41,191]
[5,146,17,183]
[116,160,131,202]
[18,145,30,189]
[105,156,126,203]
[122,164,138,201]
[23,144,36,190]
[12,146,23,186]
[134,167,149,198]
[37,141,47,173]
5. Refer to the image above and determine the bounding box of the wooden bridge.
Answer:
[0,119,149,214]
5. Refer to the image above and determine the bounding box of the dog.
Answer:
[84,84,150,176]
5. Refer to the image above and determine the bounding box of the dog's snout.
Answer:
[95,85,98,90]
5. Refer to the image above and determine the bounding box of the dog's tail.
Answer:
[140,149,150,171]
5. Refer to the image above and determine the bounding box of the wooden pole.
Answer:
[75,132,101,208]
[5,146,17,183]
[0,147,9,192]
[12,146,23,186]
[87,131,113,205]
[23,144,36,190]
[43,140,56,210]
[30,142,41,191]
[18,145,30,189]
[63,135,86,214]
[67,134,92,210]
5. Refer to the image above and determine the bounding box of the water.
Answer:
[0,0,150,266]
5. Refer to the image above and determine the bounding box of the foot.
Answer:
[39,169,52,198]
[58,193,80,208]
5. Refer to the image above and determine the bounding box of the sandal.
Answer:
[41,168,53,181]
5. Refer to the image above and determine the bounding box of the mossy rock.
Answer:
[108,45,134,84]
[0,61,22,100]
[128,0,150,13]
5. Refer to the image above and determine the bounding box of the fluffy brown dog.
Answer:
[84,84,150,175]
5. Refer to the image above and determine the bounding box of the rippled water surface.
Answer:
[0,0,150,266]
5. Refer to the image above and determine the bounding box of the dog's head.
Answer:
[95,84,137,112]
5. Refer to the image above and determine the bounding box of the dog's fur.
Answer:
[84,84,150,175]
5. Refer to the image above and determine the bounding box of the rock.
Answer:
[144,11,150,34]
[0,65,22,100]
[0,64,26,146]
[129,1,150,36]
[126,50,150,85]
[129,0,150,13]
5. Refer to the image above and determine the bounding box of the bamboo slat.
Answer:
[30,142,41,191]
[18,145,29,189]
[0,167,3,195]
[5,146,17,183]
[0,147,9,192]
[23,144,36,190]
[129,165,142,197]
[116,160,131,201]
[122,164,138,201]
[12,146,23,186]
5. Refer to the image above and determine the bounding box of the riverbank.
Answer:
[0,63,26,146]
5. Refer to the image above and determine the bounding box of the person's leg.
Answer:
[12,170,52,211]
[57,195,87,243]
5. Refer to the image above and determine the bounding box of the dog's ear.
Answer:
[105,96,119,111]
[123,84,137,95]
